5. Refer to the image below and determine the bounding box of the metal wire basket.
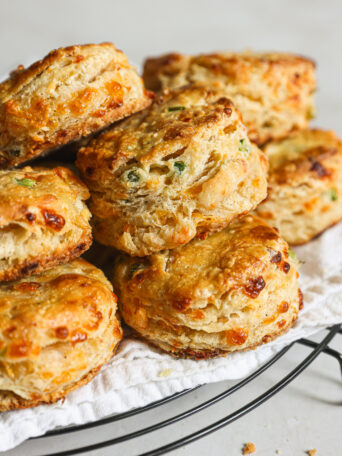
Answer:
[14,324,342,456]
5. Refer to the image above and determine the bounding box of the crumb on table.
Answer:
[307,450,317,456]
[242,442,256,454]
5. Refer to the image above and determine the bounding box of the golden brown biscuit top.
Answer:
[77,85,247,191]
[115,215,295,306]
[0,259,117,361]
[264,129,342,183]
[0,42,152,167]
[0,43,131,102]
[0,166,89,229]
[143,51,316,91]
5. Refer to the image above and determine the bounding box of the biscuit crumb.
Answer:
[307,450,317,456]
[275,450,281,455]
[158,368,172,377]
[242,442,256,454]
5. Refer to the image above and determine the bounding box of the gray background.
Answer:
[1,1,342,455]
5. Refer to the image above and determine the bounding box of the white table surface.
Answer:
[1,1,342,454]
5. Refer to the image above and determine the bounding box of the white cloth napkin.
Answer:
[1,221,342,452]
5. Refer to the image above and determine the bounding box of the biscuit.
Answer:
[0,43,152,168]
[256,129,342,245]
[0,166,92,281]
[0,258,123,411]
[114,215,301,359]
[77,86,268,256]
[143,51,316,145]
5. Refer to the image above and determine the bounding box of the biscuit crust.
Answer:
[143,51,316,145]
[0,259,123,411]
[0,42,152,168]
[77,86,268,256]
[0,166,92,281]
[114,215,301,357]
[0,365,101,411]
[134,316,297,360]
[256,129,342,244]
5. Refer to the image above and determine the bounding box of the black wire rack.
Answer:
[20,324,342,456]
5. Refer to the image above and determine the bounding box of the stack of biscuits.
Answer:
[0,43,338,411]
[0,43,152,410]
[143,51,342,245]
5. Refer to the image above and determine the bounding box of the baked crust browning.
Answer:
[0,231,92,282]
[0,42,152,168]
[77,85,268,256]
[0,259,123,410]
[114,215,301,357]
[0,166,92,281]
[135,312,298,360]
[0,365,101,411]
[256,129,342,244]
[143,51,316,144]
